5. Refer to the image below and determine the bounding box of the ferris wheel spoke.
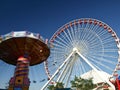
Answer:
[80,30,94,43]
[95,27,105,36]
[88,39,101,48]
[103,37,116,42]
[52,44,68,52]
[80,24,93,41]
[80,29,88,42]
[59,59,74,83]
[77,59,92,75]
[88,55,117,64]
[73,23,79,41]
[95,28,105,36]
[66,28,74,44]
[100,53,118,59]
[56,57,74,82]
[79,60,87,74]
[65,61,75,87]
[88,49,118,56]
[89,42,116,49]
[76,50,97,70]
[92,22,103,33]
[85,34,102,48]
[102,34,114,41]
[103,40,116,46]
[87,55,115,71]
[56,35,71,46]
[54,38,73,50]
[70,25,76,43]
[104,44,117,48]
[88,52,117,63]
[54,39,69,49]
[73,59,82,75]
[63,29,73,45]
[98,31,109,39]
[101,48,118,52]
[58,32,71,44]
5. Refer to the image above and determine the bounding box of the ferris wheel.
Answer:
[43,18,120,90]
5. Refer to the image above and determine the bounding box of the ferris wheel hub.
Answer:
[73,47,78,52]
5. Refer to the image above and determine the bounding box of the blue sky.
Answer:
[0,0,120,90]
[0,0,120,38]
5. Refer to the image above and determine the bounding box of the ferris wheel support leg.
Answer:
[64,61,75,87]
[41,51,75,90]
[56,56,73,82]
[76,50,115,90]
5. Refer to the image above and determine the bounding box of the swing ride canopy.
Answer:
[0,31,50,66]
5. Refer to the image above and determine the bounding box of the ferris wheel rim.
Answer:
[44,18,120,88]
[49,18,119,43]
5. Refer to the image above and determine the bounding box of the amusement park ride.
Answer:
[43,18,120,90]
[0,18,120,90]
[0,31,50,90]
